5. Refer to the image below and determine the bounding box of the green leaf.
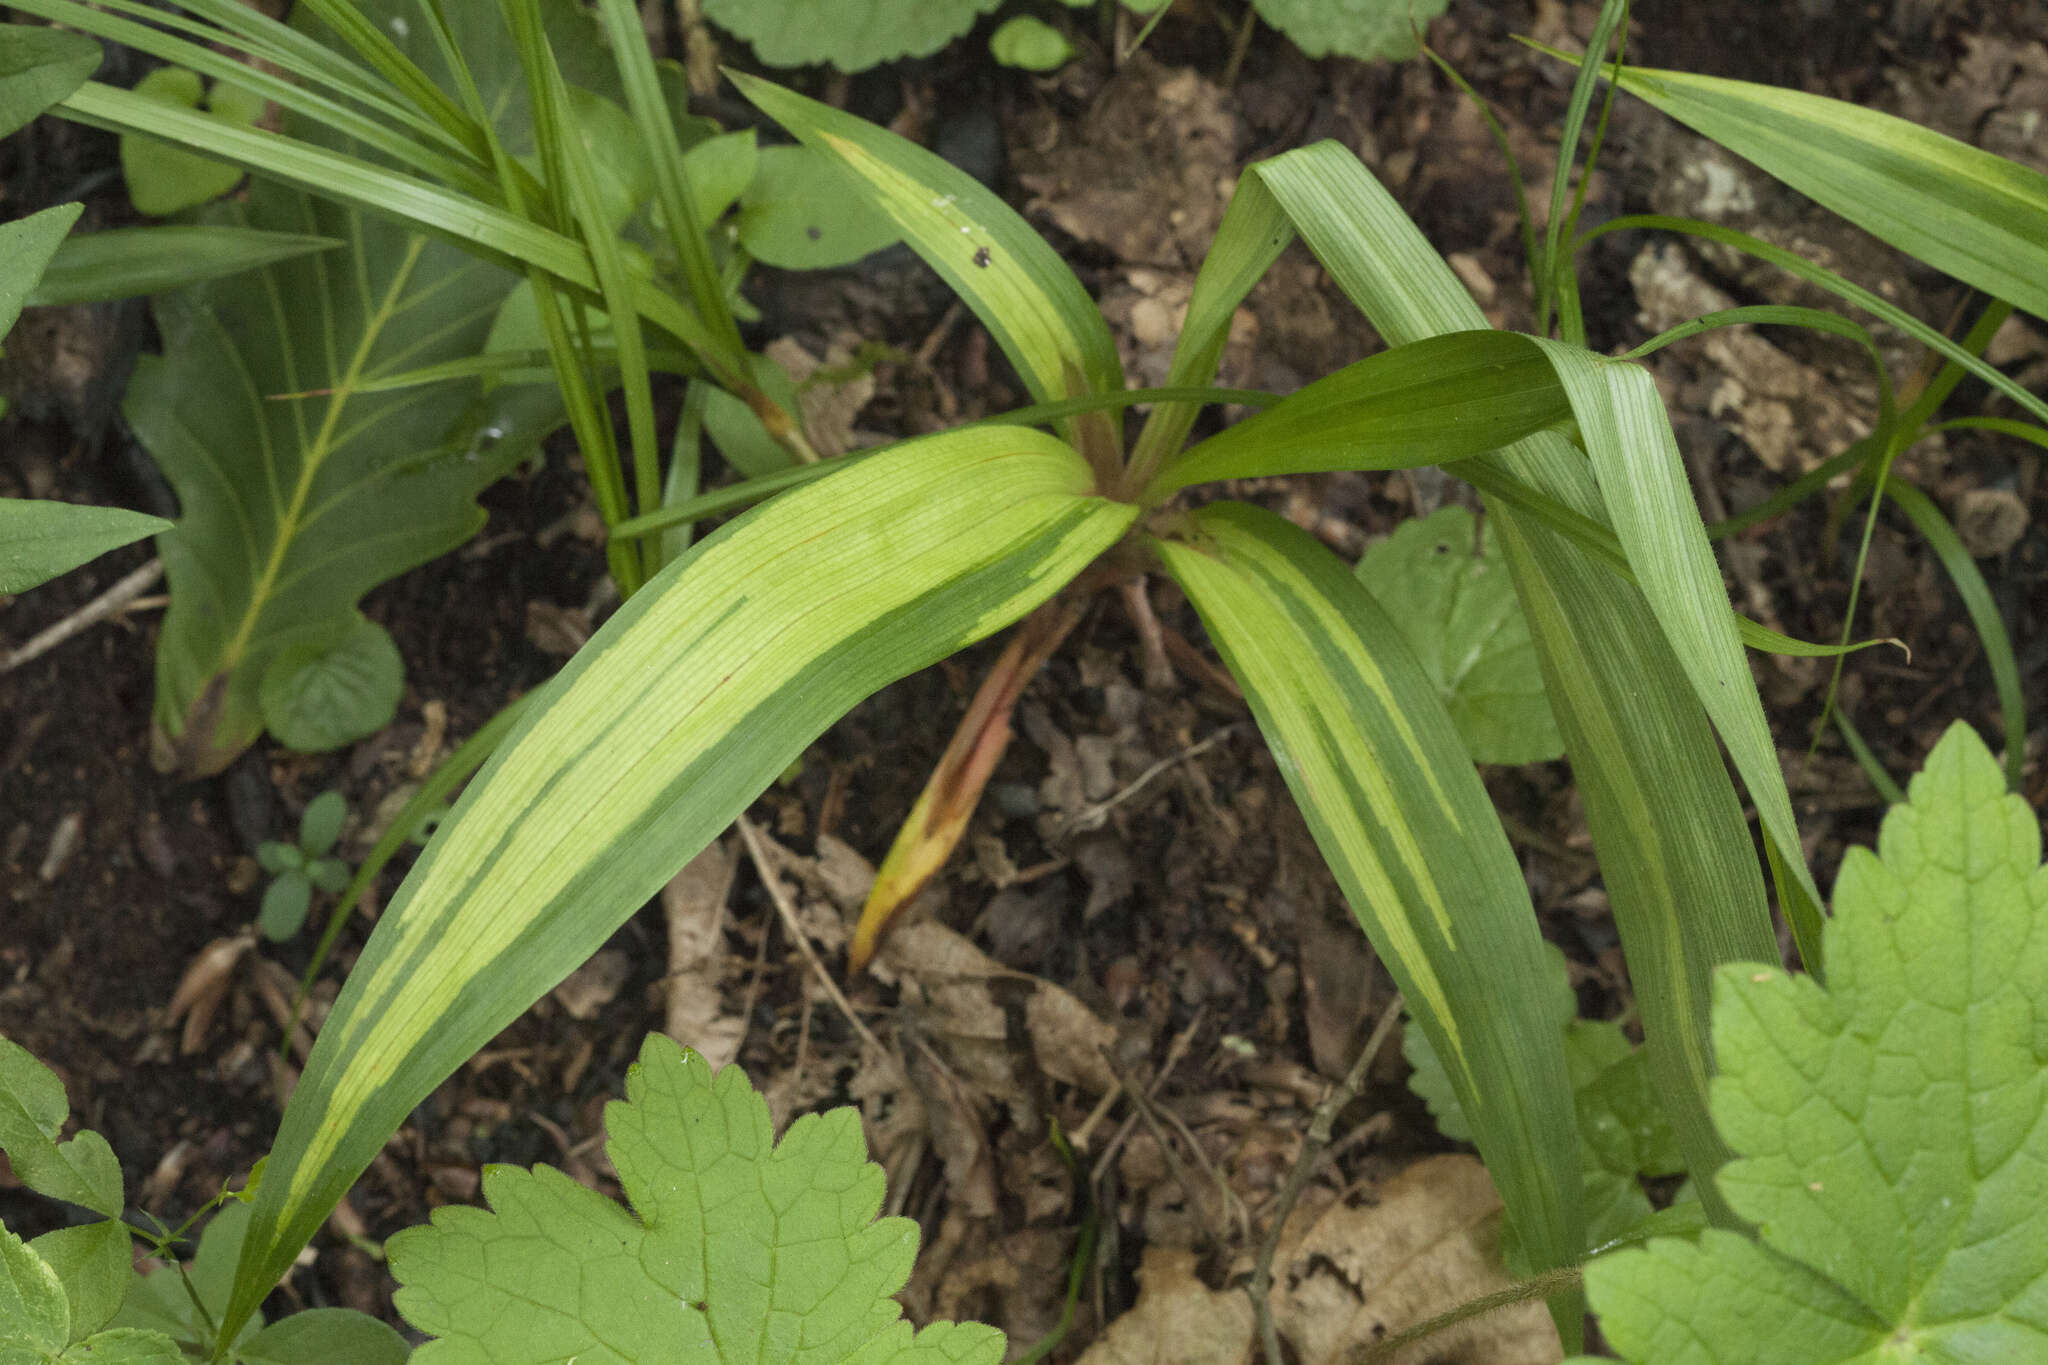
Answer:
[1153,500,1584,1296]
[736,144,903,269]
[0,497,166,595]
[392,1035,1005,1363]
[703,0,1003,72]
[238,1310,409,1365]
[701,356,800,478]
[731,73,1123,464]
[130,193,530,778]
[257,617,406,756]
[1587,722,2048,1362]
[0,1038,122,1218]
[680,129,758,228]
[307,859,351,896]
[259,873,313,941]
[0,1223,68,1355]
[1251,140,1782,1219]
[225,426,1134,1342]
[256,842,302,876]
[0,23,100,141]
[1249,0,1449,60]
[50,1329,185,1362]
[297,791,347,857]
[989,16,1073,71]
[1602,61,2048,325]
[1357,507,1562,765]
[112,1201,260,1351]
[29,1223,131,1343]
[1155,329,1572,495]
[120,66,264,216]
[30,227,341,307]
[0,202,84,342]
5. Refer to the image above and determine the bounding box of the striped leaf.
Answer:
[1602,62,2048,324]
[1252,141,1782,1217]
[221,428,1134,1342]
[1154,501,1583,1292]
[729,73,1124,468]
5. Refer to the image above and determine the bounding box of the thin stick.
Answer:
[1249,993,1405,1365]
[735,814,889,1061]
[1058,723,1248,836]
[1,558,163,673]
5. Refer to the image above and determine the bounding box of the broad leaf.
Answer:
[392,1036,1005,1363]
[0,1223,69,1355]
[0,22,99,141]
[119,66,263,216]
[1588,722,2048,1362]
[1356,507,1561,764]
[1250,141,1784,1216]
[29,1224,131,1344]
[1154,500,1584,1297]
[732,73,1123,466]
[1250,0,1449,60]
[223,427,1133,1341]
[257,614,405,755]
[0,498,167,595]
[737,145,903,269]
[703,0,1003,72]
[1603,62,2048,325]
[0,1038,121,1219]
[30,227,341,307]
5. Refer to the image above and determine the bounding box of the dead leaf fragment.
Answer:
[662,838,745,1069]
[550,948,631,1021]
[1076,1246,1253,1365]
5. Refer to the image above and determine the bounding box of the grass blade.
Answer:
[221,427,1134,1343]
[29,227,339,306]
[1156,501,1584,1339]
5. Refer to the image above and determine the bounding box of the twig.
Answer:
[1,558,163,673]
[735,814,889,1061]
[1057,723,1248,836]
[1248,993,1405,1365]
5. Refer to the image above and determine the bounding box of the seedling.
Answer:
[255,792,350,941]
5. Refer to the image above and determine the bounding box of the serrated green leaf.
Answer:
[226,426,1133,1341]
[29,227,341,308]
[0,1038,123,1218]
[1154,500,1584,1295]
[0,1223,69,1355]
[392,1036,1005,1363]
[29,1222,131,1343]
[1588,722,2048,1362]
[259,872,313,941]
[737,144,904,269]
[1603,62,2048,325]
[1250,0,1449,60]
[257,616,405,756]
[1357,507,1562,765]
[120,67,263,216]
[0,23,100,142]
[0,497,166,596]
[703,0,1003,72]
[54,1328,186,1362]
[1,202,84,343]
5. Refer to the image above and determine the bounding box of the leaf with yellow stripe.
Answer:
[728,71,1123,469]
[220,427,1135,1343]
[1153,500,1584,1307]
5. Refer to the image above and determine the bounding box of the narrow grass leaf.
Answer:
[0,22,100,140]
[1599,61,2048,324]
[1155,330,1572,495]
[1254,140,1781,1222]
[30,227,339,306]
[1154,501,1583,1290]
[730,72,1123,466]
[223,428,1134,1343]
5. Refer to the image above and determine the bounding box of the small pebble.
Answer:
[38,811,83,882]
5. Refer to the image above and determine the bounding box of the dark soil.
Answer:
[4,0,2044,1356]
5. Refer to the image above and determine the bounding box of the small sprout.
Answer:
[254,790,352,941]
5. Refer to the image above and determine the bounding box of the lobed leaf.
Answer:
[392,1036,1005,1363]
[0,1038,122,1219]
[703,0,1003,72]
[1588,722,2048,1361]
[1154,501,1584,1296]
[223,427,1132,1342]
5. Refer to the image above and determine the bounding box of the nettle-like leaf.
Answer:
[702,0,1003,72]
[1250,0,1451,61]
[1587,721,2048,1362]
[1357,506,1562,765]
[391,1035,1005,1364]
[127,0,591,777]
